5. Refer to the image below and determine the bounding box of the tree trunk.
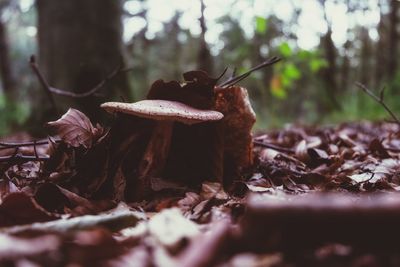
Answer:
[388,0,398,79]
[375,4,387,87]
[319,0,341,112]
[0,17,16,100]
[359,28,372,87]
[340,41,350,91]
[320,30,341,111]
[197,0,213,74]
[36,0,131,122]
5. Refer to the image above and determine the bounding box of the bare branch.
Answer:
[253,140,295,154]
[355,82,400,125]
[29,55,58,113]
[0,138,61,150]
[219,56,281,88]
[30,55,132,99]
[0,153,49,163]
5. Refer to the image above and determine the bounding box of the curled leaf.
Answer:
[47,108,103,148]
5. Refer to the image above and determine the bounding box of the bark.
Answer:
[36,0,131,122]
[319,0,341,111]
[320,30,341,111]
[241,193,400,252]
[0,17,16,100]
[359,28,372,86]
[375,3,387,86]
[197,0,213,74]
[388,0,399,79]
[340,41,350,90]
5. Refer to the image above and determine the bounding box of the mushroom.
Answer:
[101,100,223,180]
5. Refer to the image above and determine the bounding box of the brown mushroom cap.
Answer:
[101,100,223,125]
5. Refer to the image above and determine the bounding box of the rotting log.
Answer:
[240,193,400,252]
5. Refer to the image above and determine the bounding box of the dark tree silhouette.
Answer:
[35,0,131,122]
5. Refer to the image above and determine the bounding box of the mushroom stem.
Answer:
[138,120,173,178]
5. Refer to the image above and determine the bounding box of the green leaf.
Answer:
[281,75,292,87]
[255,16,268,34]
[310,58,328,73]
[271,87,287,99]
[279,42,292,57]
[298,50,312,60]
[283,63,301,80]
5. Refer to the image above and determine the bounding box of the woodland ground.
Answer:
[1,119,400,266]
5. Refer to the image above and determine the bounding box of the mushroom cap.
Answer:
[101,100,223,125]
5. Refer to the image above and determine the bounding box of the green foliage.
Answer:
[255,16,268,35]
[278,42,292,58]
[324,90,396,124]
[0,95,30,135]
[283,63,301,80]
[270,59,301,99]
[310,58,328,73]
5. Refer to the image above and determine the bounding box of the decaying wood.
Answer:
[1,210,140,235]
[215,86,256,185]
[178,220,233,267]
[240,193,400,252]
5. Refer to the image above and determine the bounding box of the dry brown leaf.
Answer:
[0,192,59,227]
[201,182,229,200]
[47,108,103,148]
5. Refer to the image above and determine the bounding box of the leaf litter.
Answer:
[1,67,400,266]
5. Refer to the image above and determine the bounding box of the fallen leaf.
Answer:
[0,234,60,261]
[0,192,59,227]
[148,208,199,253]
[47,108,103,148]
[200,182,229,200]
[0,179,19,201]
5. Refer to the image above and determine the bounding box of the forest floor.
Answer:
[1,119,400,267]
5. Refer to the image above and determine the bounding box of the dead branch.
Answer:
[1,211,141,235]
[253,140,295,153]
[241,193,400,252]
[355,82,400,125]
[178,220,233,267]
[30,55,132,99]
[0,138,60,150]
[0,153,49,163]
[219,56,281,88]
[29,55,58,113]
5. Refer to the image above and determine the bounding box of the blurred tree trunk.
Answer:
[126,5,150,99]
[375,7,388,87]
[252,32,272,104]
[359,28,372,86]
[340,41,350,91]
[197,0,213,74]
[0,17,16,100]
[319,0,341,111]
[167,13,183,79]
[320,29,341,111]
[388,0,399,79]
[35,0,131,122]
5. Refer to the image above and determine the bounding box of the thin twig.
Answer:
[253,140,294,153]
[30,55,132,99]
[215,67,228,81]
[0,154,49,163]
[219,56,281,88]
[33,140,39,160]
[29,55,58,113]
[0,138,60,150]
[230,67,237,78]
[355,82,400,125]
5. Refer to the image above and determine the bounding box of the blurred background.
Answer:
[0,0,399,135]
